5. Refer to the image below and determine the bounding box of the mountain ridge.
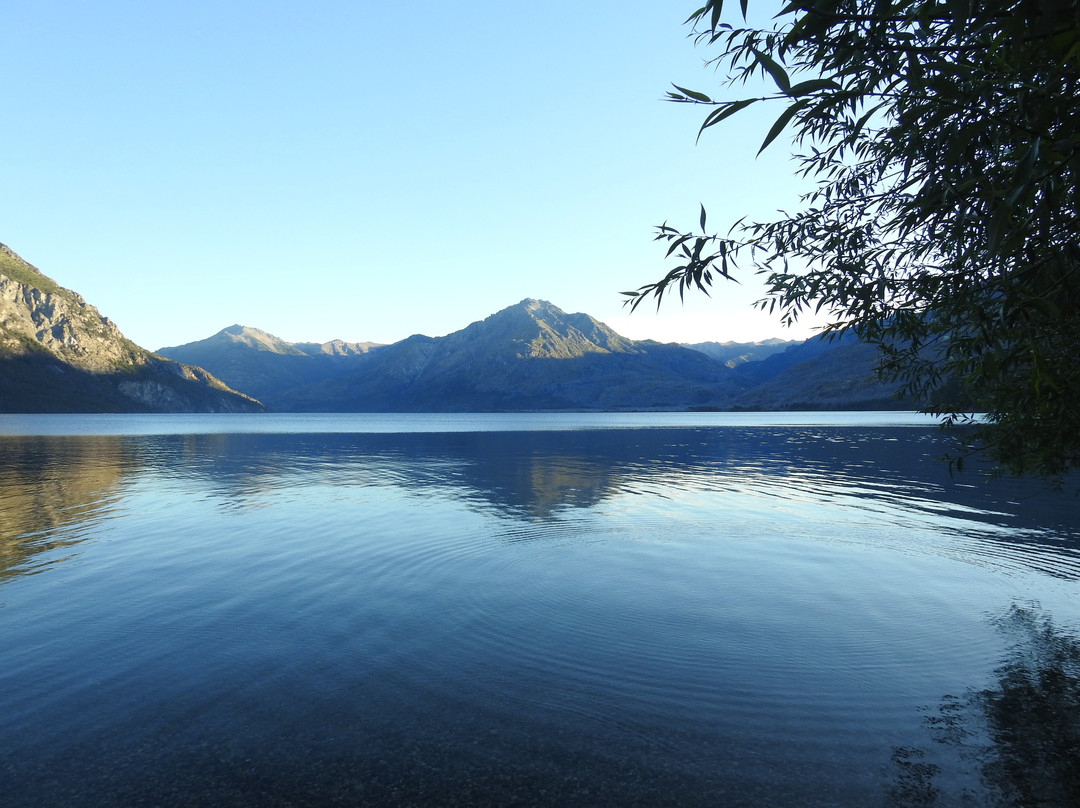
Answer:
[160,298,902,412]
[0,243,263,413]
[0,241,904,414]
[685,338,798,368]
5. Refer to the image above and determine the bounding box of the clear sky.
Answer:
[2,0,824,350]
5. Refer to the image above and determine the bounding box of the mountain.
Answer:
[0,238,908,414]
[164,299,753,412]
[0,244,262,413]
[731,333,902,409]
[162,299,910,413]
[157,324,380,405]
[294,298,751,411]
[683,338,797,367]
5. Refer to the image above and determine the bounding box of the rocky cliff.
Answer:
[0,243,263,413]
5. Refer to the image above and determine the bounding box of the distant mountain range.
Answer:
[160,300,748,411]
[155,324,382,408]
[681,338,795,367]
[0,244,261,413]
[159,299,902,412]
[0,242,905,413]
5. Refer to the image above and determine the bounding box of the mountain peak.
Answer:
[0,242,262,412]
[465,298,634,359]
[150,296,897,412]
[519,297,552,310]
[201,325,304,355]
[218,324,277,340]
[1,242,64,297]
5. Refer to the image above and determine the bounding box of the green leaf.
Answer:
[758,99,809,155]
[710,0,723,30]
[671,84,713,103]
[786,78,841,97]
[697,98,757,141]
[699,204,708,231]
[1016,138,1040,181]
[683,6,708,25]
[851,102,886,138]
[665,234,692,257]
[751,48,791,94]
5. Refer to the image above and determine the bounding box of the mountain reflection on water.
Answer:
[1,419,1079,807]
[3,426,1076,580]
[0,435,131,581]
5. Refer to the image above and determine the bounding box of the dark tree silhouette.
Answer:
[632,0,1080,478]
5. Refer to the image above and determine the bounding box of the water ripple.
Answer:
[2,420,1078,807]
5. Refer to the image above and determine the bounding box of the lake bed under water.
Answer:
[1,412,1078,806]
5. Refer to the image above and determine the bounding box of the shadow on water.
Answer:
[889,604,1080,807]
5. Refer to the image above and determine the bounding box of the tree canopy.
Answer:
[629,0,1080,478]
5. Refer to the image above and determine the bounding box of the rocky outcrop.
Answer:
[0,264,136,370]
[0,243,263,413]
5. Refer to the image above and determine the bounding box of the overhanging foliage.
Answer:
[628,0,1080,478]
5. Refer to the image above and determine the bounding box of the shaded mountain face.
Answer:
[163,299,754,412]
[157,325,382,405]
[0,244,262,413]
[161,298,907,413]
[683,338,797,367]
[277,299,752,412]
[184,324,380,358]
[731,333,901,410]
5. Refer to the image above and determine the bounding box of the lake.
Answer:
[1,412,1078,807]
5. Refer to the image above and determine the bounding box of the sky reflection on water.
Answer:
[1,415,1078,806]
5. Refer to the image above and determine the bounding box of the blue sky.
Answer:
[2,0,823,350]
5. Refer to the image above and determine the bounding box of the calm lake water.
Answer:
[2,412,1078,807]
